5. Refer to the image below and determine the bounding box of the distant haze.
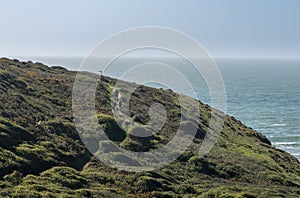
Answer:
[0,0,300,58]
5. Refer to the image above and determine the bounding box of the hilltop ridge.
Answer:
[0,57,299,197]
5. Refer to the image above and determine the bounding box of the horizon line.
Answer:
[2,55,300,60]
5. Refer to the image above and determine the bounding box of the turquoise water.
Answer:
[17,57,300,160]
[218,59,300,160]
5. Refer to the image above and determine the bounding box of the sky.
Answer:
[0,0,299,58]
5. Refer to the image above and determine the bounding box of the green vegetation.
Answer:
[97,113,126,142]
[0,58,299,197]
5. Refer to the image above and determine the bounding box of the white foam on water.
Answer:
[274,142,298,146]
[270,123,286,127]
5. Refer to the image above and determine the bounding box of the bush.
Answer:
[3,171,23,185]
[0,117,33,148]
[120,137,143,151]
[0,148,27,177]
[15,143,55,162]
[97,114,126,142]
[175,183,196,194]
[40,167,88,189]
[45,120,78,139]
[135,176,164,192]
[150,191,176,198]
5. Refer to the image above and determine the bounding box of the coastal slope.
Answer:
[0,58,299,197]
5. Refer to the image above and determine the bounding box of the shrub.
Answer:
[120,137,143,151]
[97,114,126,142]
[3,171,23,185]
[0,148,27,177]
[15,143,55,162]
[40,167,88,189]
[150,191,176,198]
[175,183,196,194]
[135,176,164,192]
[0,117,33,145]
[45,120,78,139]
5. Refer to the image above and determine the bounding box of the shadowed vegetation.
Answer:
[0,58,299,197]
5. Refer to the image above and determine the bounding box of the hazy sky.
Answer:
[0,0,299,58]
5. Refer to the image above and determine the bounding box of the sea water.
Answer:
[218,59,300,160]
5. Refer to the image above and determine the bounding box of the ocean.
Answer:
[16,56,300,160]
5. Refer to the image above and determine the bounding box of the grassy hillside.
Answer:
[0,57,299,197]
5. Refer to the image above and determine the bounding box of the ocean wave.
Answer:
[273,142,298,146]
[269,123,286,127]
